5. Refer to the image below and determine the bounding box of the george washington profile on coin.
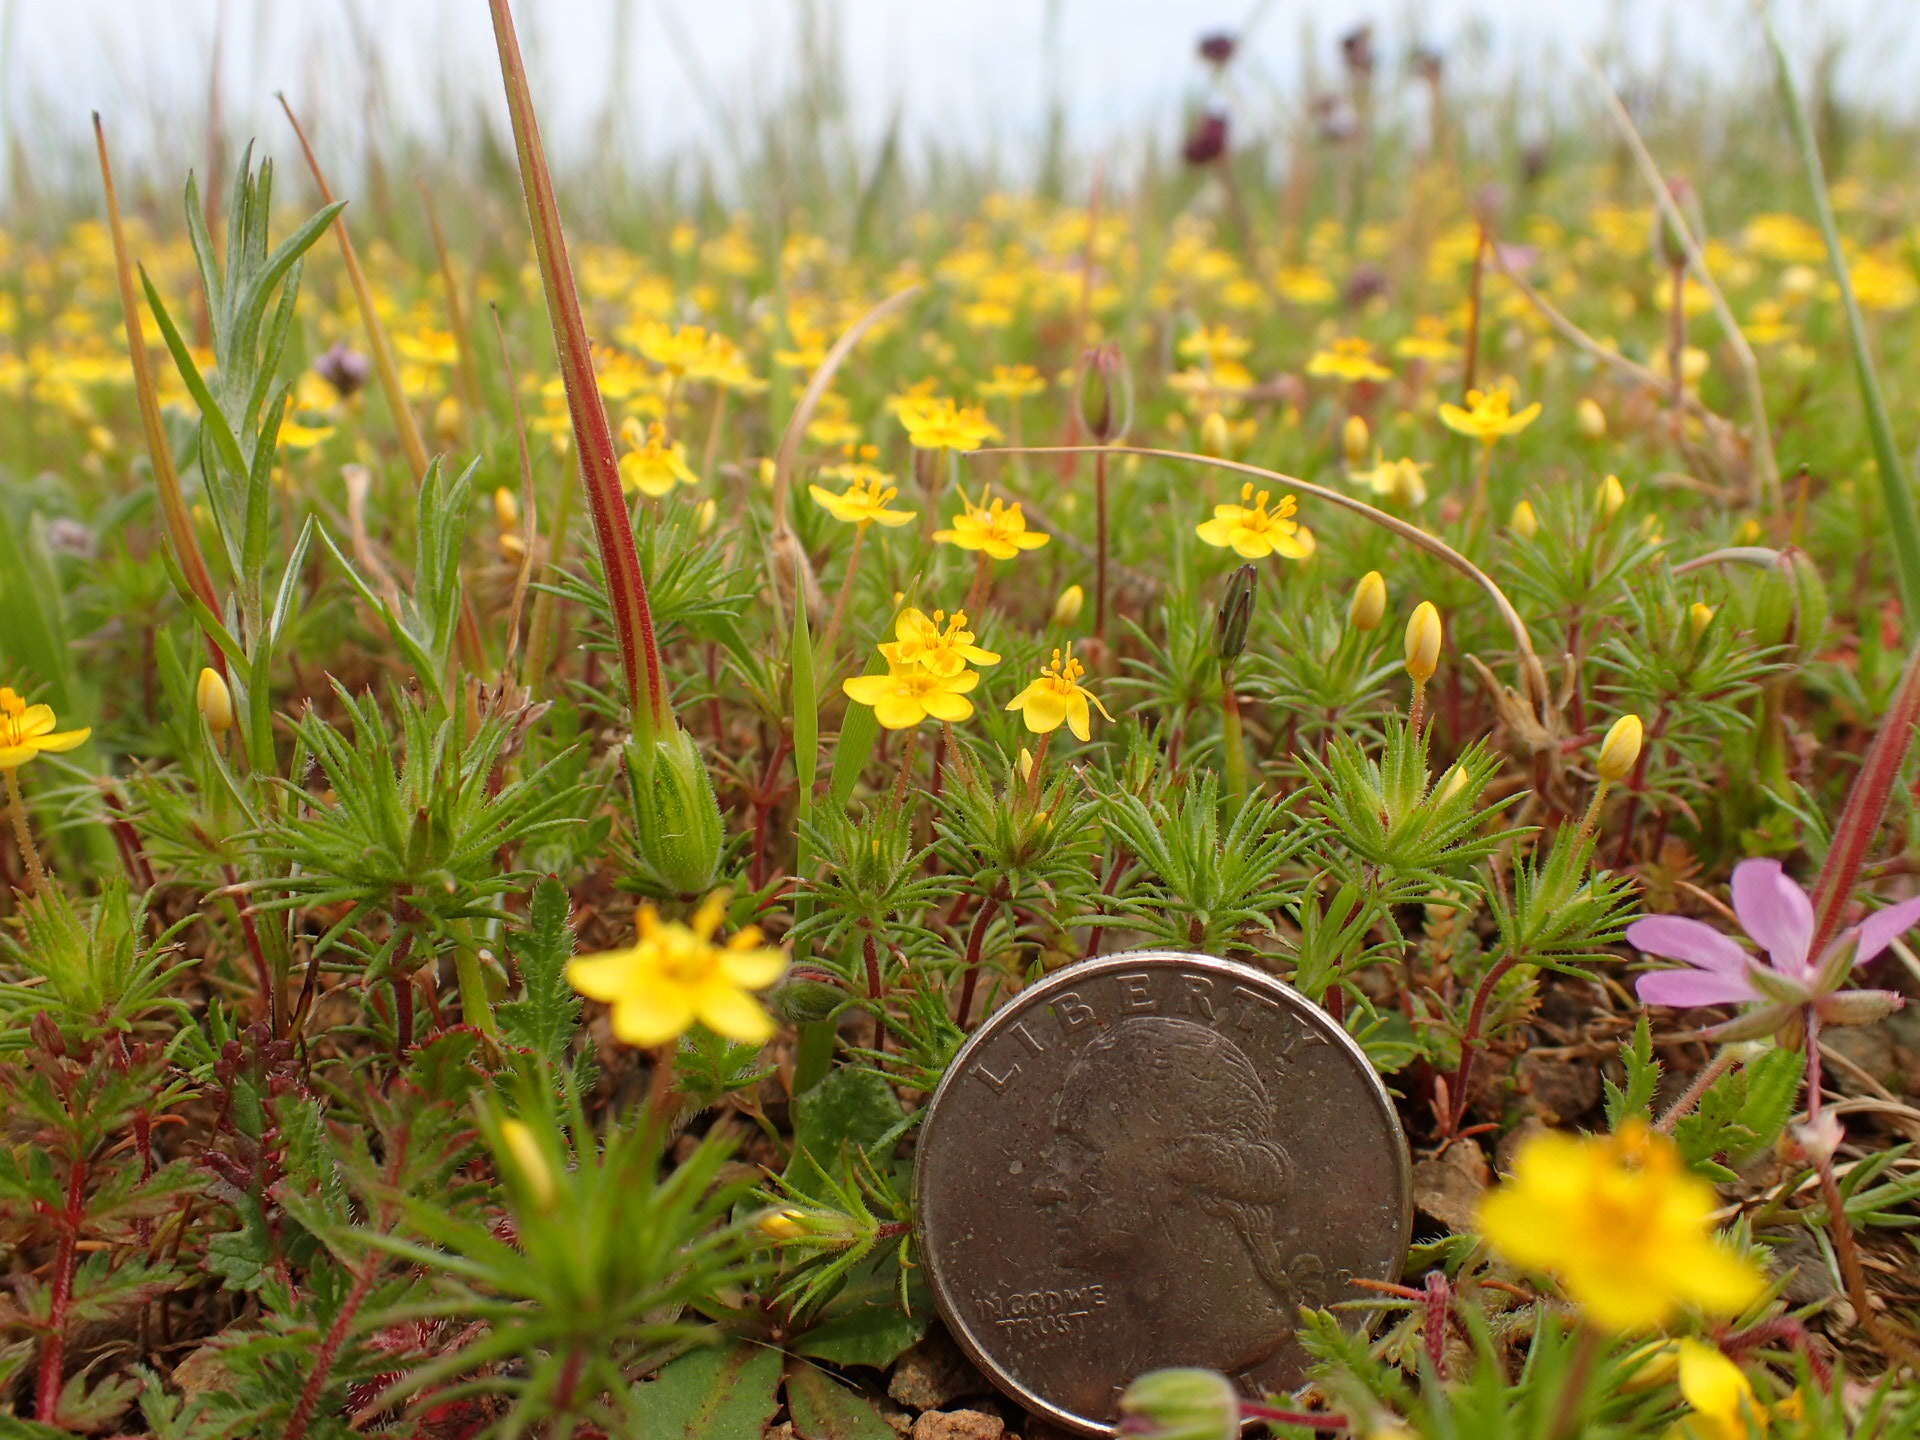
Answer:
[916,953,1410,1436]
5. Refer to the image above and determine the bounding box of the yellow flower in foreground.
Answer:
[618,420,696,497]
[1306,336,1391,384]
[0,688,90,770]
[879,608,1000,677]
[899,396,1003,451]
[1438,385,1542,446]
[1674,1341,1766,1440]
[843,665,980,730]
[809,468,916,527]
[1476,1121,1765,1332]
[1196,484,1316,560]
[1005,645,1113,742]
[566,892,787,1046]
[933,489,1050,560]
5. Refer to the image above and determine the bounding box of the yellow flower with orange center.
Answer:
[809,468,916,528]
[933,489,1049,560]
[1196,484,1316,560]
[1005,645,1113,742]
[842,665,980,730]
[1438,385,1542,446]
[1476,1121,1764,1332]
[566,892,787,1047]
[878,608,1000,678]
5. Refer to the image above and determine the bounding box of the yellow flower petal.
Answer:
[694,983,776,1044]
[611,985,697,1046]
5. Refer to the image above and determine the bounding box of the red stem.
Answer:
[35,1155,88,1424]
[489,0,667,733]
[1809,633,1920,960]
[955,884,1007,1028]
[1446,952,1523,1134]
[283,1249,382,1440]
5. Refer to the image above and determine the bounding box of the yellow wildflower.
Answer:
[1306,337,1391,384]
[1393,316,1458,362]
[1196,484,1316,560]
[809,469,916,527]
[1674,1341,1769,1440]
[933,489,1050,560]
[1178,325,1252,366]
[899,396,1002,451]
[842,665,980,730]
[878,608,1000,678]
[1438,385,1542,446]
[0,688,89,770]
[618,419,697,497]
[1476,1121,1765,1332]
[1005,645,1113,742]
[566,892,787,1047]
[1350,453,1429,507]
[977,364,1046,400]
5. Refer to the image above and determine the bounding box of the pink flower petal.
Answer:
[1625,916,1749,975]
[1636,967,1760,1009]
[1730,858,1815,980]
[1850,896,1920,967]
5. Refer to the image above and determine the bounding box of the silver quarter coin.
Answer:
[914,952,1411,1435]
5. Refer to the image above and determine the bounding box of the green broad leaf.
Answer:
[630,1340,783,1439]
[785,1359,896,1440]
[784,1065,906,1200]
[793,1266,931,1368]
[829,683,881,810]
[499,876,581,1069]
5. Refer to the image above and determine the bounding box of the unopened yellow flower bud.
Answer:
[1343,413,1370,465]
[1576,397,1607,439]
[1199,411,1232,457]
[493,486,520,531]
[1052,584,1085,626]
[1404,602,1442,684]
[758,1206,809,1241]
[1018,747,1035,781]
[1438,765,1469,801]
[1596,473,1626,518]
[1597,713,1643,783]
[1617,1339,1681,1393]
[1349,570,1387,631]
[196,667,234,733]
[696,497,718,534]
[1508,499,1539,539]
[499,1119,557,1211]
[1689,602,1715,638]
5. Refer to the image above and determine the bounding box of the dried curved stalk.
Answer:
[982,443,1551,714]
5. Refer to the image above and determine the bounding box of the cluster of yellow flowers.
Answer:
[842,608,1000,730]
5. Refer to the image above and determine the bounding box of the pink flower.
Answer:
[1628,859,1918,1035]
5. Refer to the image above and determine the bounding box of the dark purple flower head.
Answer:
[315,342,371,400]
[1629,859,1918,1037]
[1182,111,1229,167]
[1197,31,1237,67]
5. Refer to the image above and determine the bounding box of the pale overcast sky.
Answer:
[3,0,1911,190]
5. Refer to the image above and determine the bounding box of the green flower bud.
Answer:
[1741,546,1830,668]
[1118,1368,1239,1440]
[768,970,848,1024]
[625,724,724,896]
[1215,564,1258,663]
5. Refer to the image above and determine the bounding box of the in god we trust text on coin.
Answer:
[915,952,1412,1436]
